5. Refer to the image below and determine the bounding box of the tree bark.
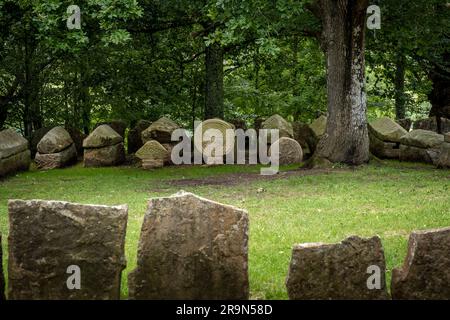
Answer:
[394,54,406,120]
[204,42,224,120]
[314,0,370,165]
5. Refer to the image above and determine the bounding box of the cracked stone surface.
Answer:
[286,235,389,300]
[129,191,249,300]
[391,227,450,300]
[8,199,128,300]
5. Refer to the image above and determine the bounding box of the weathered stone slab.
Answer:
[8,199,128,300]
[269,137,303,165]
[400,129,444,149]
[369,133,400,159]
[129,191,249,300]
[194,119,235,159]
[135,140,169,163]
[0,129,30,177]
[35,144,77,170]
[0,129,29,159]
[142,159,164,169]
[286,236,389,300]
[0,233,5,301]
[84,142,125,167]
[399,144,436,163]
[262,114,294,140]
[0,149,31,177]
[141,117,179,144]
[368,117,407,143]
[37,126,74,154]
[391,227,450,300]
[83,125,123,149]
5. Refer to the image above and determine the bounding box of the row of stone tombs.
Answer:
[1,115,449,176]
[1,191,449,300]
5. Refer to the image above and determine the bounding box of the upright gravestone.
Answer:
[129,191,249,300]
[83,125,125,167]
[141,117,179,144]
[261,114,294,141]
[35,126,77,169]
[8,199,128,300]
[0,129,31,177]
[286,236,389,300]
[368,117,407,159]
[269,137,303,165]
[399,129,444,164]
[0,234,5,301]
[391,227,450,300]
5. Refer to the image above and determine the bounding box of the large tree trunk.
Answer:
[204,43,224,120]
[394,54,406,120]
[313,0,369,165]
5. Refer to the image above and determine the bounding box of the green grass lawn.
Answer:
[0,161,449,299]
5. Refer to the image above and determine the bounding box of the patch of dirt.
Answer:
[167,167,351,188]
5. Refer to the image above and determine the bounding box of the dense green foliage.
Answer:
[0,0,448,133]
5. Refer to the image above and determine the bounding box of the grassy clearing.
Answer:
[0,161,449,299]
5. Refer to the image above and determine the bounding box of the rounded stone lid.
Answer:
[0,129,28,159]
[83,125,123,148]
[37,126,74,154]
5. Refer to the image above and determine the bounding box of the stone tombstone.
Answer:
[391,227,450,300]
[269,137,303,165]
[261,114,294,141]
[8,199,128,300]
[286,236,389,300]
[399,129,444,149]
[141,117,180,144]
[399,129,444,164]
[35,126,77,170]
[0,234,5,301]
[368,117,407,143]
[135,140,169,165]
[129,191,249,300]
[83,124,125,167]
[0,128,31,177]
[194,119,235,160]
[369,133,400,159]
